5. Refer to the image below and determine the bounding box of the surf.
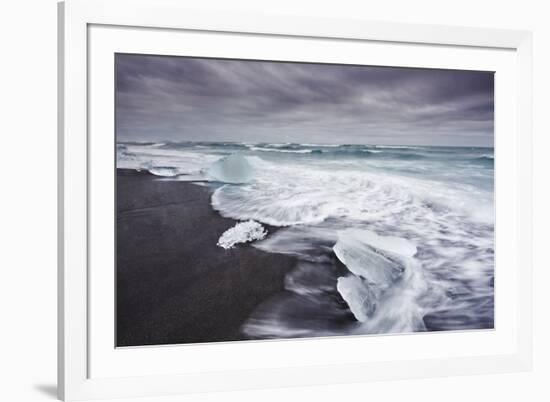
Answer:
[116,141,495,336]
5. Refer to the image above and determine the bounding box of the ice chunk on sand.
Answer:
[148,166,180,177]
[217,220,267,249]
[208,154,255,184]
[333,229,416,286]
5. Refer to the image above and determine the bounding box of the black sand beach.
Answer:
[116,169,298,347]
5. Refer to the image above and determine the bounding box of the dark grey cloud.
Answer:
[116,54,494,147]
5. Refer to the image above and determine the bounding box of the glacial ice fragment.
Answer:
[333,229,416,286]
[217,220,267,249]
[207,154,255,184]
[336,275,377,322]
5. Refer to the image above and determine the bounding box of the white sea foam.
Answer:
[248,146,312,154]
[300,143,340,147]
[254,225,337,260]
[264,143,291,148]
[217,220,267,249]
[116,143,219,178]
[374,145,425,149]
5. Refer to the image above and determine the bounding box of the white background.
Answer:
[0,0,547,401]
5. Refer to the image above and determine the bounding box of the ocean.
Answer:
[117,141,494,339]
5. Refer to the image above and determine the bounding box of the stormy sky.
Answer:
[116,53,494,147]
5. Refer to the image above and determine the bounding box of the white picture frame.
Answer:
[58,0,533,400]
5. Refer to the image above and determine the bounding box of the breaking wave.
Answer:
[247,146,313,154]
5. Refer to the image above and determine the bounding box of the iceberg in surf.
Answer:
[333,229,416,286]
[336,276,378,322]
[208,154,255,184]
[333,229,417,322]
[217,220,267,249]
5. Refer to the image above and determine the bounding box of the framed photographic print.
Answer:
[58,0,533,400]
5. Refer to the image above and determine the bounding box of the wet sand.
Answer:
[116,169,298,347]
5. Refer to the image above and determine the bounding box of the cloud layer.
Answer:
[116,54,494,147]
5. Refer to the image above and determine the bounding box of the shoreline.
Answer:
[116,168,298,347]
